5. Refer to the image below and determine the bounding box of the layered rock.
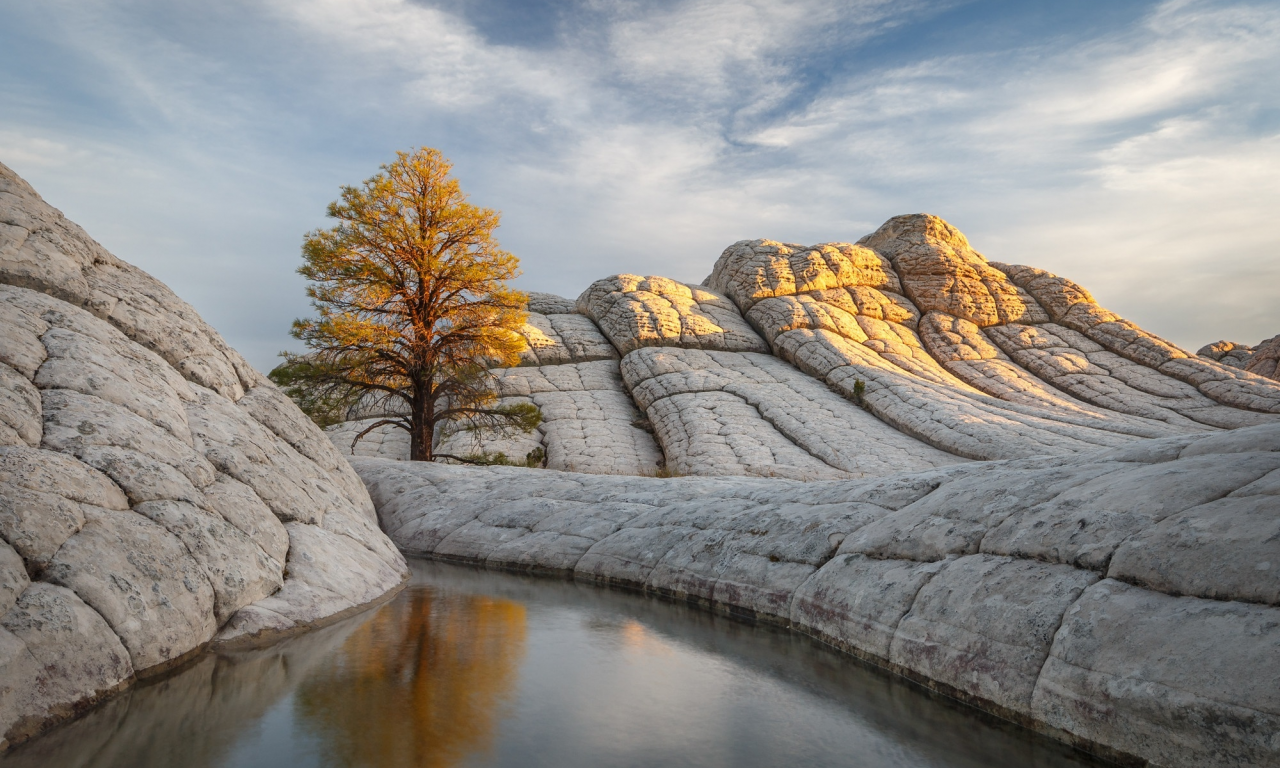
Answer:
[0,162,407,749]
[708,234,1195,463]
[620,347,962,479]
[331,214,1280,482]
[1201,336,1280,382]
[328,294,664,475]
[354,420,1280,768]
[993,261,1280,414]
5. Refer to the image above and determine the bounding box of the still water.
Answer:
[3,560,1105,768]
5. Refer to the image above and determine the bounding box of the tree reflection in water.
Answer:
[293,587,527,768]
[0,562,1105,768]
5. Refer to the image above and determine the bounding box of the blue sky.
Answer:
[3,0,1278,372]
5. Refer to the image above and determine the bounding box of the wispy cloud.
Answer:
[1,0,1276,370]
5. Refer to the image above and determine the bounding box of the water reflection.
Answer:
[1,560,1106,768]
[294,590,526,768]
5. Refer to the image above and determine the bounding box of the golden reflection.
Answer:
[294,588,528,768]
[618,618,675,658]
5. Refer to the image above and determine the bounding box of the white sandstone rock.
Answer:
[516,305,618,366]
[889,554,1098,711]
[0,163,405,749]
[132,499,283,625]
[0,584,133,749]
[41,389,215,505]
[577,274,769,354]
[1032,580,1280,768]
[0,364,39,448]
[245,523,405,628]
[42,507,217,671]
[0,446,127,572]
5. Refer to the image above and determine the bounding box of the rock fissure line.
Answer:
[1034,650,1280,720]
[6,161,1280,766]
[0,163,409,750]
[353,419,1280,768]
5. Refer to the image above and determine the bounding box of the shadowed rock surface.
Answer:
[0,162,408,749]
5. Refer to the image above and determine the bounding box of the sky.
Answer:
[2,0,1278,373]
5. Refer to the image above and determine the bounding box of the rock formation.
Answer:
[333,215,1280,476]
[355,422,1280,768]
[327,212,1280,767]
[1201,336,1280,382]
[1249,336,1280,381]
[0,162,408,749]
[6,153,1279,768]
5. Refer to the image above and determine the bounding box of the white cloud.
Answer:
[2,0,1277,369]
[0,132,92,169]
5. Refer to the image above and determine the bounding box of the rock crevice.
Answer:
[354,421,1280,768]
[0,162,408,750]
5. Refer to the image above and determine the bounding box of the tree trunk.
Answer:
[409,385,433,461]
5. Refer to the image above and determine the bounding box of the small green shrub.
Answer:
[524,447,546,468]
[459,447,548,468]
[648,459,681,478]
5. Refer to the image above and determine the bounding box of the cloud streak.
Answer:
[0,0,1276,370]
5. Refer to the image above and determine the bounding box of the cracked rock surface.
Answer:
[9,151,1280,768]
[0,162,407,749]
[1201,335,1280,382]
[355,420,1280,768]
[324,211,1279,767]
[332,215,1279,481]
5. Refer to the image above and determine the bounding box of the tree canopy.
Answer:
[278,147,538,461]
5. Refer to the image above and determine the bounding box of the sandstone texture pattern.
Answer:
[1201,335,1280,382]
[0,162,407,749]
[355,420,1280,768]
[331,213,1280,479]
[319,210,1280,767]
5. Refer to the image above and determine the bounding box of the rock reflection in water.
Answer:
[0,560,1105,768]
[0,619,354,768]
[293,589,526,768]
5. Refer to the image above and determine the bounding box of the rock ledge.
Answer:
[354,421,1280,768]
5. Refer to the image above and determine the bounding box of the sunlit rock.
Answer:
[1246,334,1280,381]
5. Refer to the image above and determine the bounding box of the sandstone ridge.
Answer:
[330,213,1280,767]
[355,420,1280,768]
[335,213,1280,475]
[0,162,408,749]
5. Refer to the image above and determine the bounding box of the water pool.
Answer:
[1,559,1106,768]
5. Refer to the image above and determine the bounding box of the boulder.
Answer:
[0,161,407,749]
[1245,334,1280,381]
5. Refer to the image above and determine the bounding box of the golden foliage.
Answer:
[286,147,535,460]
[294,588,528,768]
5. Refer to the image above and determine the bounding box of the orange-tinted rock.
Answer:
[860,215,1049,327]
[1245,335,1280,381]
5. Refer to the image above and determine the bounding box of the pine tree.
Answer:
[277,147,538,461]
